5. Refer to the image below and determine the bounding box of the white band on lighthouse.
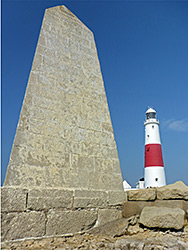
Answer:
[145,167,166,187]
[144,120,161,145]
[144,108,166,188]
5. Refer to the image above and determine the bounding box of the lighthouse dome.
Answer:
[146,107,156,114]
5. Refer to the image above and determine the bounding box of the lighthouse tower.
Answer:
[144,108,166,188]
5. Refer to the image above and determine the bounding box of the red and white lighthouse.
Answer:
[144,108,166,188]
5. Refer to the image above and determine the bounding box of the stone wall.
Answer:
[123,181,188,223]
[1,186,125,241]
[2,182,188,249]
[2,181,188,245]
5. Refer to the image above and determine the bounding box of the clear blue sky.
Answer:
[2,0,188,186]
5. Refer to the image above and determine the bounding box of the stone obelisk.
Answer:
[2,6,124,241]
[4,5,123,193]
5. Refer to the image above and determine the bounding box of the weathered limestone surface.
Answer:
[123,201,151,218]
[2,232,188,250]
[1,211,45,241]
[127,188,156,201]
[27,188,73,210]
[1,187,27,212]
[157,181,188,200]
[4,5,124,196]
[1,187,126,213]
[46,210,98,235]
[139,206,185,230]
[89,217,129,237]
[115,236,188,250]
[2,214,188,250]
[97,208,122,227]
[2,5,125,241]
[123,182,188,218]
[73,190,108,208]
[1,186,124,241]
[108,190,126,205]
[122,200,188,218]
[2,182,188,245]
[73,190,126,208]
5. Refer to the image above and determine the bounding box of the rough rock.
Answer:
[88,215,140,237]
[127,188,156,201]
[139,206,185,230]
[122,200,188,218]
[157,181,188,200]
[115,235,188,250]
[115,238,145,249]
[88,217,129,237]
[127,224,144,234]
[184,225,188,233]
[1,232,188,250]
[1,211,45,241]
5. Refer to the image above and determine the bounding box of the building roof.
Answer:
[123,180,131,190]
[146,107,156,114]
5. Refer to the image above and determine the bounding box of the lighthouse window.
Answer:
[152,125,154,129]
[147,112,156,119]
[155,178,158,182]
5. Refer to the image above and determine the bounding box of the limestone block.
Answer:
[46,209,98,235]
[103,174,124,192]
[122,200,188,218]
[122,201,152,218]
[27,188,73,210]
[97,208,122,226]
[89,218,129,237]
[108,190,126,205]
[157,181,188,200]
[1,187,27,212]
[127,188,156,201]
[1,211,45,241]
[139,206,185,230]
[73,190,108,208]
[154,200,188,212]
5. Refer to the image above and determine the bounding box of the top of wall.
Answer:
[126,181,188,201]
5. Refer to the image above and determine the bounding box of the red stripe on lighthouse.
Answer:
[145,144,164,167]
